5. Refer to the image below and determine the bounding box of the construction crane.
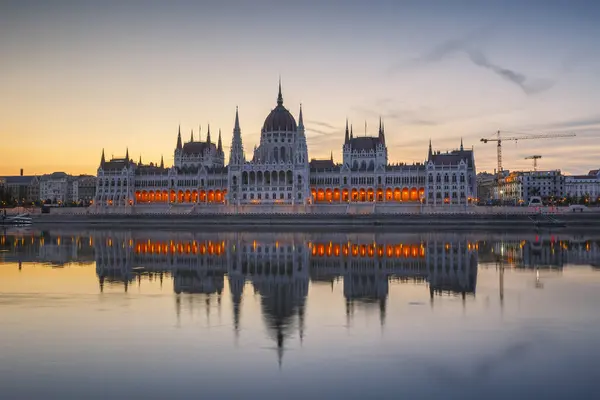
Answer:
[525,155,542,171]
[480,131,576,202]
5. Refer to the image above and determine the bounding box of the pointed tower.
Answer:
[190,129,194,143]
[344,118,350,144]
[379,117,386,145]
[350,124,354,140]
[229,106,245,166]
[298,103,304,129]
[428,139,433,159]
[100,148,106,168]
[138,155,142,165]
[160,155,164,169]
[460,137,464,151]
[125,147,129,163]
[217,129,223,154]
[176,125,182,150]
[198,125,202,142]
[206,124,211,144]
[330,151,334,162]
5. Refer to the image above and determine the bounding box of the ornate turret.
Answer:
[217,129,223,153]
[428,139,433,159]
[298,103,304,130]
[378,117,385,145]
[229,106,245,166]
[345,118,349,144]
[176,125,182,150]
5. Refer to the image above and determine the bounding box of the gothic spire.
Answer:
[350,124,354,140]
[138,154,142,165]
[460,137,464,151]
[330,151,333,162]
[176,125,182,150]
[345,118,350,144]
[230,106,245,166]
[100,148,105,167]
[125,147,129,162]
[428,139,433,159]
[190,129,194,142]
[298,103,304,129]
[217,129,223,153]
[379,117,386,145]
[277,77,283,106]
[160,155,164,169]
[206,124,211,144]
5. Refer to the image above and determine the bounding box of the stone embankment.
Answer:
[29,210,600,231]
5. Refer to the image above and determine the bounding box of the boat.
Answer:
[0,213,33,226]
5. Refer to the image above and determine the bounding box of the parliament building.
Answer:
[94,83,477,209]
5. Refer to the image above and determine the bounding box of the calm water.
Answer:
[1,228,599,399]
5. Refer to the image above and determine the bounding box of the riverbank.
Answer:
[28,211,600,230]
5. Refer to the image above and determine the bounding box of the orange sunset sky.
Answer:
[1,1,599,176]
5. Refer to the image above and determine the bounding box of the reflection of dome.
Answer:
[262,83,297,133]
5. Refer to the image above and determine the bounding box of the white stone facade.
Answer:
[94,84,477,209]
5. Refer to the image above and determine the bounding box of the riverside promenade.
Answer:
[25,204,600,231]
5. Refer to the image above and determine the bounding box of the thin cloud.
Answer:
[306,120,339,130]
[390,30,557,96]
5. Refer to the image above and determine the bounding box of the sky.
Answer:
[1,0,599,176]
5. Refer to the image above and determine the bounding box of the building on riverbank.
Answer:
[94,83,477,209]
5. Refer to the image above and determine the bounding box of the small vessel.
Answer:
[1,213,33,226]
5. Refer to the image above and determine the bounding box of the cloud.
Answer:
[465,48,555,95]
[306,120,339,130]
[390,31,557,95]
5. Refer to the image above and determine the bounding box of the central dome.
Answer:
[262,83,297,132]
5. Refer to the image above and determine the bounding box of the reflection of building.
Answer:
[92,231,480,364]
[94,83,476,208]
[0,232,95,266]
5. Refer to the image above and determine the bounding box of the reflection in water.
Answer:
[2,229,600,398]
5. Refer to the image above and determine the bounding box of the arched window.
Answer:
[297,175,302,185]
[281,147,286,162]
[274,147,279,163]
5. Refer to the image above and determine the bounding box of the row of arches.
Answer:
[311,187,425,203]
[241,170,295,186]
[135,189,227,204]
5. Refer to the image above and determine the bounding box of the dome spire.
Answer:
[277,77,283,106]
